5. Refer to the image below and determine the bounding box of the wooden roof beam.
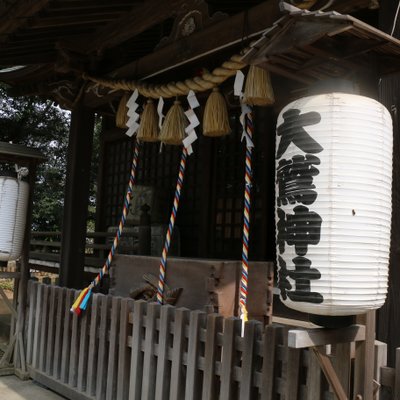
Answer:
[323,0,379,14]
[30,14,118,29]
[50,3,133,12]
[113,1,281,79]
[84,0,282,107]
[65,0,204,55]
[0,53,54,66]
[0,0,50,38]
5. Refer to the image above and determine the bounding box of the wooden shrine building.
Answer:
[2,1,400,399]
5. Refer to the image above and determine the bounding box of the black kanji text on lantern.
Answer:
[278,256,323,303]
[277,154,320,206]
[277,206,322,257]
[276,108,323,158]
[276,107,324,304]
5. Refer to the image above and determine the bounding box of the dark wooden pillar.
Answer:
[376,1,400,367]
[376,74,400,367]
[59,103,95,288]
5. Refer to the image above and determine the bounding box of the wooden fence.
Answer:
[380,348,400,399]
[25,281,370,400]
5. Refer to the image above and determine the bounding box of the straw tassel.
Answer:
[159,100,188,145]
[137,99,160,142]
[116,93,129,128]
[243,65,275,106]
[203,87,231,137]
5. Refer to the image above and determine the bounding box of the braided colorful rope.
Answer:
[239,110,254,322]
[71,139,141,315]
[157,146,188,304]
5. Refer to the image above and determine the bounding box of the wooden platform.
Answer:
[110,254,274,322]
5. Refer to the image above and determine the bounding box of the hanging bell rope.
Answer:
[159,100,188,145]
[203,87,231,137]
[239,109,254,323]
[157,146,188,304]
[71,139,141,315]
[137,99,160,142]
[243,65,275,106]
[82,51,248,99]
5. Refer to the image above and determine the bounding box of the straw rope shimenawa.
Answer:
[82,53,247,98]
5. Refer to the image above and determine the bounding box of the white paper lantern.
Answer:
[0,175,29,261]
[275,93,393,316]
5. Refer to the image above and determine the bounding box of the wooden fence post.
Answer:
[53,287,66,380]
[354,311,376,400]
[87,293,101,396]
[141,302,161,400]
[373,341,387,400]
[129,300,147,400]
[106,296,122,400]
[220,317,242,400]
[155,305,174,400]
[185,310,206,400]
[307,348,322,400]
[260,324,285,400]
[240,320,263,400]
[117,298,134,400]
[169,308,190,400]
[77,295,91,392]
[202,314,224,400]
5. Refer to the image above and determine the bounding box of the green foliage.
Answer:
[0,85,70,231]
[0,85,101,232]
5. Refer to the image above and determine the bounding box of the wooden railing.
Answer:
[24,281,385,400]
[29,205,152,274]
[29,228,151,274]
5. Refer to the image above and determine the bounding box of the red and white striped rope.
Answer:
[157,146,188,304]
[239,110,254,321]
[71,139,141,315]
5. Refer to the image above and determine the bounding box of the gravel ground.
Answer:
[0,375,66,399]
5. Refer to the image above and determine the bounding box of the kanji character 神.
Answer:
[277,205,322,256]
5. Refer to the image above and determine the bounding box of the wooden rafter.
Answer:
[241,9,400,85]
[116,1,280,78]
[66,0,204,54]
[0,0,50,41]
[0,0,388,109]
[84,0,281,107]
[324,0,379,14]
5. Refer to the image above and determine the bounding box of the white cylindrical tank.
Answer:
[0,173,29,261]
[275,93,393,316]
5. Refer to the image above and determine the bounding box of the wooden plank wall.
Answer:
[25,281,353,400]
